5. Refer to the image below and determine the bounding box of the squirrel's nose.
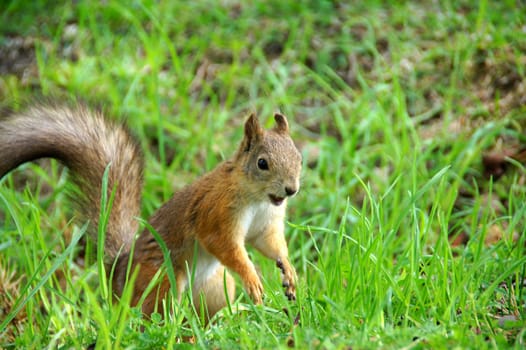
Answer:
[285,186,297,197]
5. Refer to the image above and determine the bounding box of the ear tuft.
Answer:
[274,113,289,134]
[241,113,263,152]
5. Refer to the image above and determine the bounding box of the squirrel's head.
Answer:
[236,113,302,206]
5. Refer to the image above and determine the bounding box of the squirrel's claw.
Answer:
[244,276,264,304]
[276,258,297,301]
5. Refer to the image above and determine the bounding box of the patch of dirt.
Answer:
[482,146,526,179]
[0,23,82,93]
[468,46,526,117]
[0,35,39,86]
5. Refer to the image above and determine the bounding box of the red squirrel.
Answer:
[0,102,302,318]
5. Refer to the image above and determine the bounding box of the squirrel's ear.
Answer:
[273,113,289,134]
[241,113,263,152]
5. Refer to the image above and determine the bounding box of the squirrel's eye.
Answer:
[257,158,269,170]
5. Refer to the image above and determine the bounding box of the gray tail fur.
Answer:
[0,102,144,262]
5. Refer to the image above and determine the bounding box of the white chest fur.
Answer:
[238,201,285,241]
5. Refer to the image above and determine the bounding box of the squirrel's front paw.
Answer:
[244,277,264,304]
[276,258,297,301]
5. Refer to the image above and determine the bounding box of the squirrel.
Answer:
[0,101,302,319]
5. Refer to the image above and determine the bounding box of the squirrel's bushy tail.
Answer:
[0,102,144,261]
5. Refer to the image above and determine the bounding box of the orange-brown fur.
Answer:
[0,102,302,320]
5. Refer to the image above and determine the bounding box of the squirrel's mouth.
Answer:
[268,194,285,206]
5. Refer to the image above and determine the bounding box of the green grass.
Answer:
[1,0,525,348]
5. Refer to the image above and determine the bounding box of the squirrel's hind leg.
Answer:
[192,265,235,321]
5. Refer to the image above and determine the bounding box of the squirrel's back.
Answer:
[0,102,144,260]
